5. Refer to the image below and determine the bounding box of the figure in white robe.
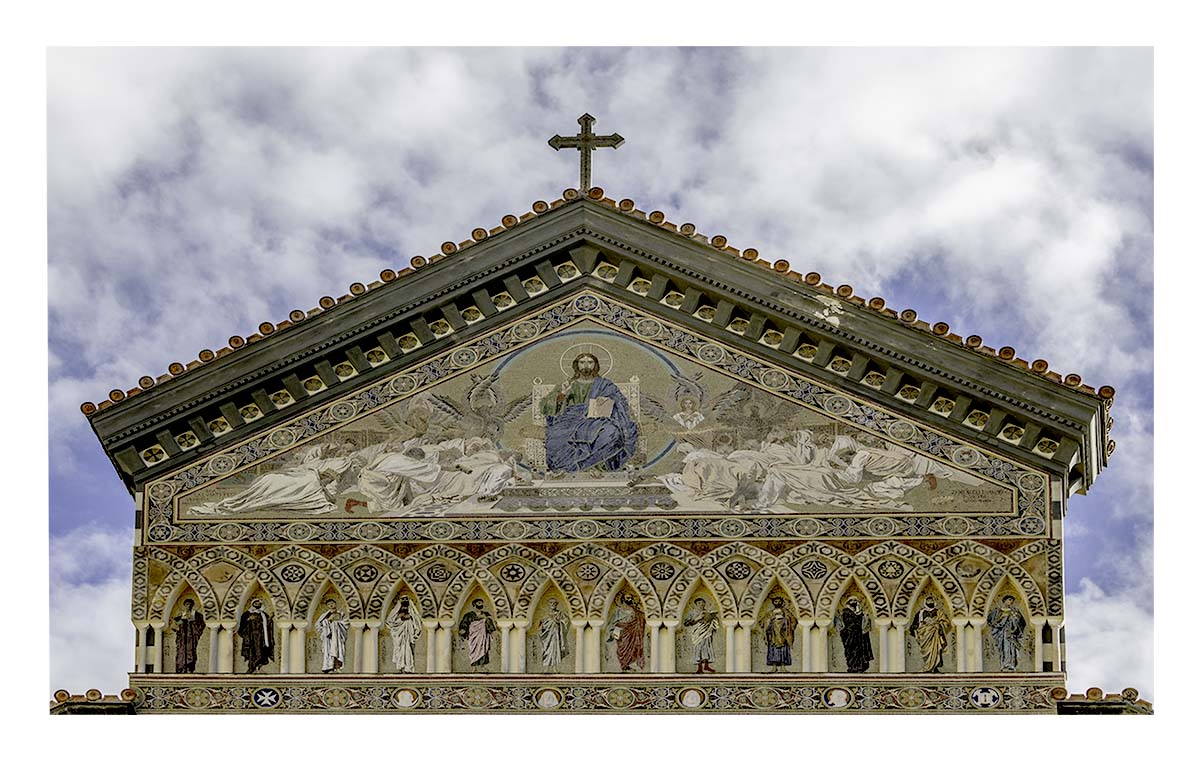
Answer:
[192,448,357,515]
[315,600,350,673]
[356,439,444,514]
[385,597,423,673]
[682,598,720,673]
[538,600,570,670]
[428,438,517,503]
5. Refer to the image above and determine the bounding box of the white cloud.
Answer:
[1065,578,1154,702]
[49,526,133,696]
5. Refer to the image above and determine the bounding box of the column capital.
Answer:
[366,622,382,632]
[220,621,238,631]
[422,620,440,631]
[349,620,367,629]
[292,621,309,631]
[814,618,833,629]
[496,619,516,630]
[661,619,680,629]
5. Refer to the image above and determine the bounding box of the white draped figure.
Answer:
[315,600,350,673]
[538,600,570,670]
[385,597,423,673]
[428,438,518,503]
[356,439,444,514]
[193,443,358,515]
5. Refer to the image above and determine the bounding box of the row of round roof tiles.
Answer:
[81,187,1115,420]
[1050,685,1150,707]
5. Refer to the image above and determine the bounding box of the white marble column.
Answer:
[660,621,678,673]
[572,620,586,674]
[645,619,663,673]
[723,622,737,673]
[436,621,453,673]
[134,624,149,673]
[797,620,814,672]
[218,622,236,673]
[583,620,603,673]
[289,622,308,674]
[1050,619,1064,672]
[278,622,292,674]
[890,620,905,673]
[498,621,514,673]
[812,620,831,672]
[207,623,222,674]
[349,622,366,672]
[363,623,381,674]
[1031,615,1046,671]
[150,623,165,673]
[968,618,986,672]
[423,620,440,674]
[736,619,755,673]
[512,624,528,674]
[952,618,968,673]
[874,619,891,673]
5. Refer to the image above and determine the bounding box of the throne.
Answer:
[524,375,641,472]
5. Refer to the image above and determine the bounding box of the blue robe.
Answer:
[544,377,638,471]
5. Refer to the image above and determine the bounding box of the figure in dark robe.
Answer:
[540,353,638,472]
[909,596,951,673]
[458,599,497,667]
[238,598,274,673]
[172,599,205,673]
[986,595,1027,672]
[757,596,798,672]
[606,593,647,671]
[834,597,874,673]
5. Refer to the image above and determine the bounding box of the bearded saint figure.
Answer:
[757,597,798,672]
[172,599,205,674]
[315,600,350,673]
[909,596,951,673]
[683,598,720,674]
[238,598,274,673]
[834,597,874,673]
[540,352,638,472]
[458,599,497,668]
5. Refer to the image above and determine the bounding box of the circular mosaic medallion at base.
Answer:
[969,686,1003,709]
[286,523,315,542]
[210,453,238,475]
[790,518,823,536]
[322,687,351,709]
[388,375,419,396]
[184,688,213,709]
[886,420,917,441]
[822,687,853,709]
[425,521,456,541]
[535,687,564,710]
[751,687,781,709]
[571,520,601,539]
[717,518,747,538]
[355,522,385,541]
[215,523,244,542]
[941,516,973,536]
[329,401,356,421]
[392,688,420,709]
[641,519,673,538]
[462,687,493,708]
[896,687,928,709]
[605,687,635,709]
[498,520,528,540]
[147,481,177,504]
[251,687,281,709]
[759,369,788,390]
[677,687,707,709]
[268,427,297,449]
[866,517,898,537]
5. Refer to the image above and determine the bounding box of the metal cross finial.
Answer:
[548,113,624,192]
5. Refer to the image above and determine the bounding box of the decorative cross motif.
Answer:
[548,113,624,191]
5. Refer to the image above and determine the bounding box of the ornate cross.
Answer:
[548,113,624,192]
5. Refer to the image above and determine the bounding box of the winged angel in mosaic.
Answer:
[424,372,532,442]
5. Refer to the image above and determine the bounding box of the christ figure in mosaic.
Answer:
[540,352,637,472]
[987,595,1027,672]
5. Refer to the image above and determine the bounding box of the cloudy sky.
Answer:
[47,47,1153,700]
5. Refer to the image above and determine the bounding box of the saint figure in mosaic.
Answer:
[909,596,951,673]
[987,595,1027,672]
[172,598,205,674]
[758,596,798,672]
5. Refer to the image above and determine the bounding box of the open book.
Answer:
[586,396,614,419]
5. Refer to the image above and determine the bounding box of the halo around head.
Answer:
[559,342,614,378]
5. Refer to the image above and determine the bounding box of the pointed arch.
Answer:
[662,563,736,621]
[147,570,219,623]
[282,548,363,621]
[438,565,511,619]
[304,578,353,625]
[710,542,812,619]
[972,562,1047,618]
[366,570,438,620]
[899,574,957,624]
[514,570,587,620]
[816,564,888,620]
[446,578,506,622]
[554,543,658,619]
[854,541,966,618]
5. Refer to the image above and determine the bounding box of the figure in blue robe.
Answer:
[540,353,638,472]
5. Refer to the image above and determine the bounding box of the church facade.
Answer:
[78,183,1116,713]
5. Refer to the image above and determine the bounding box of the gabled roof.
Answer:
[84,188,1114,497]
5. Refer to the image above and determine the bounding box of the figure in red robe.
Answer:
[606,593,647,671]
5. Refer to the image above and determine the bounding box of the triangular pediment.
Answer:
[88,196,1109,500]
